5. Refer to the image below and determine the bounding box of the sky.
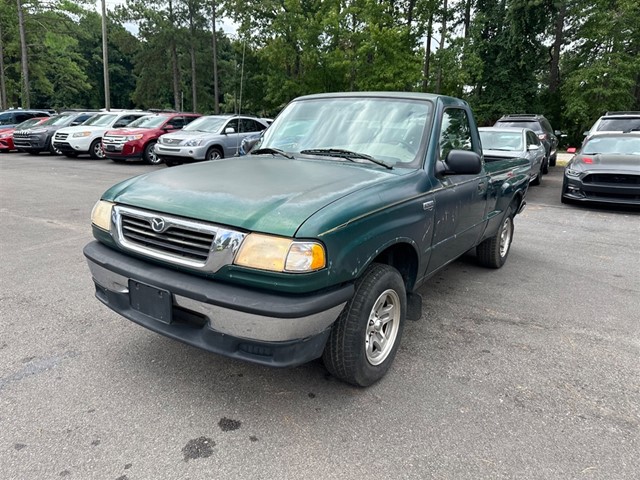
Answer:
[94,0,238,37]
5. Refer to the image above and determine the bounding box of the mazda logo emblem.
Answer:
[151,217,166,232]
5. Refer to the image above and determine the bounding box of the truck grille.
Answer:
[120,214,214,262]
[55,132,68,141]
[112,205,246,271]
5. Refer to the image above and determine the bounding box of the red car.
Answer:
[102,113,201,164]
[0,117,50,152]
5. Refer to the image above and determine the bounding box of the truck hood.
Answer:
[104,156,404,237]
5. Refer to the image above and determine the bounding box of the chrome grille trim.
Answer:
[112,205,246,272]
[55,132,69,141]
[103,135,127,146]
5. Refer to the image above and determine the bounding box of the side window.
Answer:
[225,119,239,133]
[541,119,553,133]
[167,117,185,129]
[16,113,30,123]
[240,119,266,133]
[439,108,473,160]
[528,131,540,146]
[183,116,198,125]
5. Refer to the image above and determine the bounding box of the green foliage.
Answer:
[1,0,637,141]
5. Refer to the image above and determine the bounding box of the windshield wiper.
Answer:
[299,148,392,169]
[250,147,294,159]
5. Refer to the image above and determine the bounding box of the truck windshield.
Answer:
[583,136,640,155]
[183,116,225,133]
[127,116,168,128]
[258,97,433,167]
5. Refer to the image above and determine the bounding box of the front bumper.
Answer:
[155,144,208,161]
[563,174,640,206]
[53,136,92,153]
[13,134,49,151]
[84,241,353,367]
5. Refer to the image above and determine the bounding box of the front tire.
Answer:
[49,140,61,155]
[477,206,514,269]
[89,139,105,159]
[144,141,161,164]
[531,164,542,186]
[542,156,549,174]
[323,263,406,387]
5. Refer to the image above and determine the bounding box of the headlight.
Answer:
[234,233,326,273]
[125,134,144,141]
[73,131,91,138]
[91,200,114,231]
[565,167,581,177]
[183,139,203,147]
[0,133,10,139]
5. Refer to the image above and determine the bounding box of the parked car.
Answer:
[479,127,546,185]
[53,111,150,159]
[0,117,50,152]
[562,132,640,206]
[0,109,52,129]
[102,113,201,165]
[584,111,640,136]
[13,111,98,155]
[155,115,269,166]
[84,91,530,387]
[494,113,559,169]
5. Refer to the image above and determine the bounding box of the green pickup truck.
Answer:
[84,92,530,386]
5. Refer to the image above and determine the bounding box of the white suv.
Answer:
[585,111,640,137]
[53,111,149,159]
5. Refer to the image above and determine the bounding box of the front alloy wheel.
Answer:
[323,263,406,387]
[90,139,105,159]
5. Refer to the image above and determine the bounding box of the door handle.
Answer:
[423,200,434,211]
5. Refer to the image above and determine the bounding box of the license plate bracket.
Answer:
[129,280,172,324]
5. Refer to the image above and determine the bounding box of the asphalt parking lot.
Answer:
[1,153,638,479]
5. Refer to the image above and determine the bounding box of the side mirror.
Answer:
[583,131,589,136]
[528,144,539,151]
[566,147,577,154]
[225,127,235,134]
[437,150,483,176]
[70,121,81,126]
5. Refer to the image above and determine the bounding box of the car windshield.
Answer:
[127,116,168,128]
[41,114,75,126]
[83,114,118,127]
[258,97,433,166]
[495,120,541,132]
[597,118,640,132]
[479,131,523,151]
[14,118,44,130]
[583,136,640,155]
[183,116,225,133]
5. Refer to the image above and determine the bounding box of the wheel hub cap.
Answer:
[365,289,401,366]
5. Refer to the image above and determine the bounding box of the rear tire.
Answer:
[477,206,514,269]
[549,153,557,167]
[542,157,549,174]
[323,263,406,387]
[206,147,223,161]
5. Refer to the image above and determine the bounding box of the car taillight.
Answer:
[538,133,547,140]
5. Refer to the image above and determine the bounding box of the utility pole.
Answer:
[211,1,219,114]
[0,20,8,109]
[101,0,111,110]
[16,0,30,108]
